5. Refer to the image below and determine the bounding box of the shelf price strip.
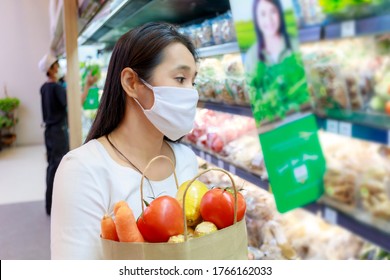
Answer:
[388,130,390,146]
[323,207,338,224]
[338,121,352,137]
[319,117,390,146]
[341,20,356,38]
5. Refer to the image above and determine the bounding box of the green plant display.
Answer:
[0,97,20,113]
[249,52,310,125]
[0,115,14,128]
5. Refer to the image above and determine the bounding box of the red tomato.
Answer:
[136,196,184,243]
[200,187,246,229]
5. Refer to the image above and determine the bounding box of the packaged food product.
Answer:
[358,166,390,220]
[220,11,236,43]
[211,15,224,45]
[323,162,357,206]
[196,57,225,101]
[345,73,364,110]
[306,61,351,112]
[199,19,214,47]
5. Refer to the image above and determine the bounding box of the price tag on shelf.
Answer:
[217,159,224,169]
[199,150,205,159]
[228,164,236,175]
[339,121,352,137]
[323,207,338,224]
[387,130,390,146]
[326,120,339,134]
[341,20,356,38]
[205,153,212,163]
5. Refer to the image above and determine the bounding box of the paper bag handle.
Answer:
[181,168,238,241]
[139,155,179,215]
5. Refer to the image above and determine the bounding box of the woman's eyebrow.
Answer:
[173,65,192,71]
[172,65,197,77]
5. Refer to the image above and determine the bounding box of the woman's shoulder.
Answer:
[60,139,108,168]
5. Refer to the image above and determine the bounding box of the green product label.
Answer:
[83,87,99,110]
[260,114,326,213]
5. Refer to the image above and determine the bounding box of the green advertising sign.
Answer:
[229,0,327,212]
[83,87,99,110]
[260,114,326,213]
[230,0,311,129]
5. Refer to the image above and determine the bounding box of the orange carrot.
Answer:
[100,214,119,241]
[113,200,128,215]
[115,204,144,242]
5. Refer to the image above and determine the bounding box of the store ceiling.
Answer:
[79,0,231,49]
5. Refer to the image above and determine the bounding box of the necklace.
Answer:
[105,134,156,197]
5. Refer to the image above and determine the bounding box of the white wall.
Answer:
[0,0,51,146]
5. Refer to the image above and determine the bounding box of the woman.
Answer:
[245,0,292,74]
[51,22,199,259]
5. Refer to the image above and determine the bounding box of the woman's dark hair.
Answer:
[85,22,197,142]
[253,0,291,61]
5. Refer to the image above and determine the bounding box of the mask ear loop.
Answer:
[139,78,153,90]
[132,73,156,111]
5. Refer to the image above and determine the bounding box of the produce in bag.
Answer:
[115,201,144,242]
[176,180,209,227]
[194,221,218,237]
[100,214,119,241]
[137,196,184,243]
[100,200,144,242]
[200,186,246,229]
[100,157,248,259]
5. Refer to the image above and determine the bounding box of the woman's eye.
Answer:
[175,77,185,84]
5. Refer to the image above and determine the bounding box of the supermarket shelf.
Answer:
[197,42,240,58]
[299,14,390,43]
[316,114,390,146]
[186,143,269,190]
[189,142,390,252]
[303,202,390,253]
[198,101,253,117]
[197,100,390,146]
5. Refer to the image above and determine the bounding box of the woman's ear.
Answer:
[121,67,140,98]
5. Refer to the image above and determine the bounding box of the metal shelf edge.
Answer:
[299,14,390,43]
[198,101,253,117]
[186,143,269,190]
[197,42,240,58]
[316,116,389,146]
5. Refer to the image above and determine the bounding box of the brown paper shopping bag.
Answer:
[101,155,248,260]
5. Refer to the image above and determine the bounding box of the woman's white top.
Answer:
[51,139,198,259]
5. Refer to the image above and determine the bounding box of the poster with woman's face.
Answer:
[230,0,312,132]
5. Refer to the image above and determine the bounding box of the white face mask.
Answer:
[55,68,65,81]
[134,79,199,141]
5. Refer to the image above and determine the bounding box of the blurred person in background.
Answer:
[38,53,97,216]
